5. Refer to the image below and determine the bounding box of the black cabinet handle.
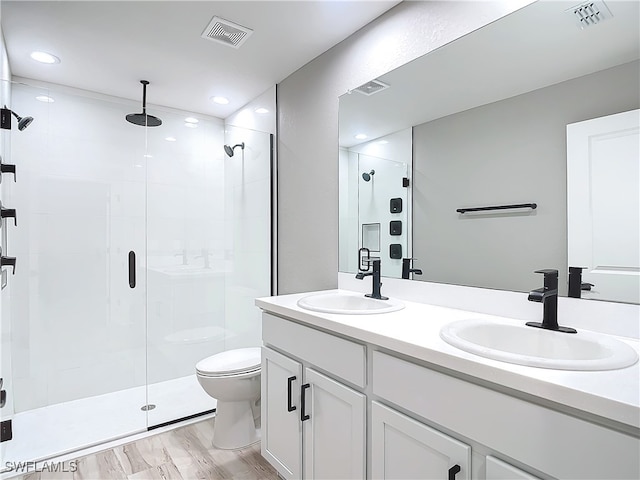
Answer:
[128,251,136,288]
[448,464,461,480]
[300,383,310,422]
[287,376,297,412]
[1,256,16,275]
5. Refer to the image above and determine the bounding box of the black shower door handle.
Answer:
[128,251,136,288]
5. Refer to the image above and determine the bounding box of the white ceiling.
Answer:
[1,0,401,117]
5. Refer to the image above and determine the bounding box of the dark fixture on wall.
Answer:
[456,203,537,214]
[125,81,162,127]
[1,106,34,131]
[362,170,375,182]
[224,142,245,157]
[526,269,577,333]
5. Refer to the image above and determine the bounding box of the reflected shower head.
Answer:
[126,80,162,127]
[224,142,245,157]
[362,170,375,182]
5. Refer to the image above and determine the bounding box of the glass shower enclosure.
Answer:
[0,79,272,466]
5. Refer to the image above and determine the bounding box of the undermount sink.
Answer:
[297,292,405,315]
[440,319,638,371]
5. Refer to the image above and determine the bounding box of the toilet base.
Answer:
[212,400,259,450]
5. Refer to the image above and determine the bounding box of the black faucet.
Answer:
[568,266,594,299]
[525,269,577,334]
[401,258,423,280]
[356,259,387,300]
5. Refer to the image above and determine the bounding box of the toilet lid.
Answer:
[196,347,261,376]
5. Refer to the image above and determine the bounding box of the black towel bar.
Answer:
[456,203,537,214]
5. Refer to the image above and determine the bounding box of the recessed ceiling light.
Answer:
[30,51,60,64]
[184,117,199,123]
[355,133,368,140]
[143,154,153,158]
[35,95,54,103]
[165,137,177,142]
[211,96,229,105]
[184,123,198,128]
[255,107,269,114]
[377,140,389,145]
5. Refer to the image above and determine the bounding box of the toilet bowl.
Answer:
[196,347,261,450]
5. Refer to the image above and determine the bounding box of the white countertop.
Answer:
[256,289,640,430]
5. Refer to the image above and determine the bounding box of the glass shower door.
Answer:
[3,81,148,463]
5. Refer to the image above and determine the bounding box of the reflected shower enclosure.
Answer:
[1,79,272,465]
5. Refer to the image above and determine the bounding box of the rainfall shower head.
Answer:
[224,142,245,157]
[1,106,34,131]
[126,80,162,127]
[362,170,375,182]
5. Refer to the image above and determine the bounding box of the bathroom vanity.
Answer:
[257,288,640,480]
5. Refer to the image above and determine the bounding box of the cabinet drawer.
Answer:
[372,350,640,480]
[263,312,366,388]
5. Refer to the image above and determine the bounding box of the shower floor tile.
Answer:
[1,375,216,471]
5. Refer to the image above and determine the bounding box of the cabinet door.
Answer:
[371,401,471,480]
[303,368,366,479]
[261,347,303,480]
[486,456,541,480]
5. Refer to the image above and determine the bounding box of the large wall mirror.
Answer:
[339,0,639,303]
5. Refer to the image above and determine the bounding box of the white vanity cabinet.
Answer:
[261,309,639,480]
[261,313,366,480]
[371,401,471,480]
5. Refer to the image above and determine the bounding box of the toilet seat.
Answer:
[196,347,261,377]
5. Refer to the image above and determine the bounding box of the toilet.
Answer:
[196,347,261,450]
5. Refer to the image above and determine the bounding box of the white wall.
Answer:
[277,0,534,294]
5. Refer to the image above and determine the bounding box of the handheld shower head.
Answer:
[362,170,375,182]
[224,142,245,157]
[12,111,34,131]
[1,106,34,131]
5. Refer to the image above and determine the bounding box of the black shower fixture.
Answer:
[1,106,34,131]
[362,170,375,182]
[125,80,162,127]
[224,142,245,157]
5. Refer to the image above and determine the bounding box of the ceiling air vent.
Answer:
[201,16,253,49]
[353,79,389,96]
[567,1,613,29]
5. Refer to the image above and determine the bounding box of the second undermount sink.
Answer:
[297,292,405,315]
[440,319,638,371]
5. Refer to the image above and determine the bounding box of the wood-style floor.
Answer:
[16,418,279,480]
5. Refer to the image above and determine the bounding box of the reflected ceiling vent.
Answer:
[353,79,389,96]
[201,16,253,48]
[566,1,612,29]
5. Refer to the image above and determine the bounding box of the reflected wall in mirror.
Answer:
[338,0,639,303]
[339,128,412,279]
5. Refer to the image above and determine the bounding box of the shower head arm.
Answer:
[140,80,149,115]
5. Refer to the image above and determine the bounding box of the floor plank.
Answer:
[11,417,278,480]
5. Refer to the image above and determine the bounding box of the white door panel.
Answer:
[567,109,639,303]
